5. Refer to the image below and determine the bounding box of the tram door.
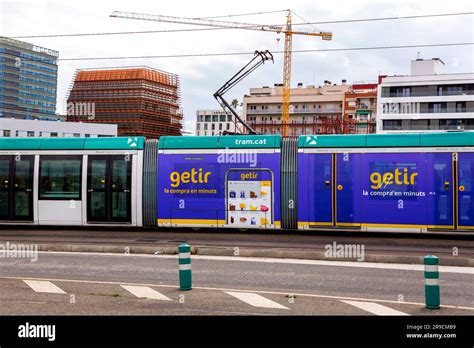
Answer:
[87,155,132,223]
[309,153,361,227]
[427,152,474,231]
[335,153,361,227]
[457,153,474,230]
[427,153,454,229]
[308,154,333,226]
[0,155,34,221]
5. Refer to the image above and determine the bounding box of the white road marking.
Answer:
[121,285,171,301]
[35,251,474,275]
[341,300,409,316]
[4,276,473,311]
[23,280,66,294]
[225,291,289,309]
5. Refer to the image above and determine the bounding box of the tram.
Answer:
[0,132,472,234]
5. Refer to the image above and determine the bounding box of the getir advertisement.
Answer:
[226,169,273,227]
[157,153,280,228]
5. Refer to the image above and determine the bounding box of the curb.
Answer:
[33,243,474,267]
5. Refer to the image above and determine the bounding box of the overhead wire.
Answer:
[298,11,474,25]
[1,42,471,64]
[55,42,474,61]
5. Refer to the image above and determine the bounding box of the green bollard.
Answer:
[424,255,440,309]
[178,243,192,291]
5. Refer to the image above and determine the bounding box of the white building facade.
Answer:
[0,118,117,138]
[195,109,237,136]
[377,58,474,133]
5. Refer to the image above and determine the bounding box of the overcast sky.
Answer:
[1,0,473,133]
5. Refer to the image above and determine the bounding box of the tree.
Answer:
[231,99,239,109]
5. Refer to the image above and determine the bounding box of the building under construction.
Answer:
[66,66,183,138]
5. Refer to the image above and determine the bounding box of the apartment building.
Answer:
[377,58,474,133]
[195,109,237,136]
[343,82,378,134]
[243,81,350,136]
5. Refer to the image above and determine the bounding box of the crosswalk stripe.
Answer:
[23,280,66,294]
[121,285,172,301]
[225,291,289,309]
[341,300,409,316]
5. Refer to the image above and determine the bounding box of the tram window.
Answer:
[39,156,82,200]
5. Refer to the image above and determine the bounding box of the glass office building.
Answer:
[0,37,59,120]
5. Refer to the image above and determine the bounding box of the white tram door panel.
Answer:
[38,200,82,225]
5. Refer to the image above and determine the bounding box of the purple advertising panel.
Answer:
[157,152,280,229]
[360,153,427,227]
[298,148,473,231]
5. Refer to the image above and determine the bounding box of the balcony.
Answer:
[246,108,343,115]
[381,90,474,98]
[383,124,474,131]
[382,107,474,115]
[355,103,377,110]
[247,118,358,127]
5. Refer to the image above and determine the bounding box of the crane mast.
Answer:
[281,11,292,137]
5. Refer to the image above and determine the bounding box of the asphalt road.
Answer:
[0,251,472,315]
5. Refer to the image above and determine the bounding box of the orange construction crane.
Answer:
[110,10,332,136]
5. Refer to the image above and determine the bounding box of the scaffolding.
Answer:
[248,116,358,136]
[320,117,357,134]
[66,66,183,138]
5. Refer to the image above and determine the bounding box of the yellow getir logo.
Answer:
[370,168,418,190]
[240,172,259,181]
[170,168,211,188]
